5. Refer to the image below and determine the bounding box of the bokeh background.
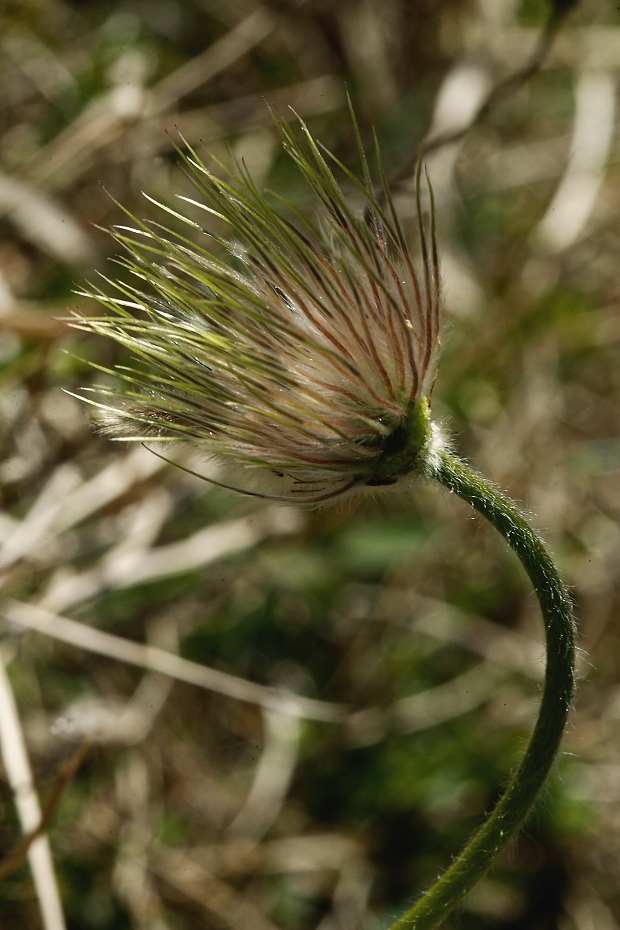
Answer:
[1,0,620,928]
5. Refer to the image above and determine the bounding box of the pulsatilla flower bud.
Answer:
[71,110,441,505]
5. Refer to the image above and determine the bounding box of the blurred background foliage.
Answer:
[1,0,620,928]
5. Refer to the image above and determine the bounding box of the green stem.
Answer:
[389,449,575,930]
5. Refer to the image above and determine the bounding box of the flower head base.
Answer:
[71,109,441,505]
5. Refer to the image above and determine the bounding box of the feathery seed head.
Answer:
[71,109,442,505]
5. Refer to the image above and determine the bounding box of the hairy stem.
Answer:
[389,449,575,930]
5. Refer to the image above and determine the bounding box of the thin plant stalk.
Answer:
[388,449,575,930]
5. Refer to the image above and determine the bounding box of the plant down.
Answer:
[70,111,440,504]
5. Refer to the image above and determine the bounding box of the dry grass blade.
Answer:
[150,8,277,112]
[0,651,67,930]
[0,740,90,882]
[419,3,577,158]
[227,708,300,841]
[150,847,281,930]
[2,599,347,722]
[533,68,616,252]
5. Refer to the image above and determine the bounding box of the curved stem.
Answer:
[389,449,575,930]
